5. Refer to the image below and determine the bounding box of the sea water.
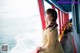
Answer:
[0,16,42,53]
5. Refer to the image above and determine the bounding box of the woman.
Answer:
[37,8,64,53]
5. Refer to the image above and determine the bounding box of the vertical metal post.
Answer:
[58,9,62,35]
[38,0,46,30]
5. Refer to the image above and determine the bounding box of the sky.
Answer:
[0,0,40,18]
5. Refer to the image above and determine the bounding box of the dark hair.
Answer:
[46,8,57,22]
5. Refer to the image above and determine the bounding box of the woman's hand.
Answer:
[36,47,41,51]
[36,47,46,52]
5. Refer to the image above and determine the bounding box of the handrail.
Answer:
[59,20,69,41]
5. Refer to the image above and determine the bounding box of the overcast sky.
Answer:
[0,0,40,18]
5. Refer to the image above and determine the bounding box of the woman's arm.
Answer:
[42,28,57,49]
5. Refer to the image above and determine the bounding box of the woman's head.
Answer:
[45,8,57,23]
